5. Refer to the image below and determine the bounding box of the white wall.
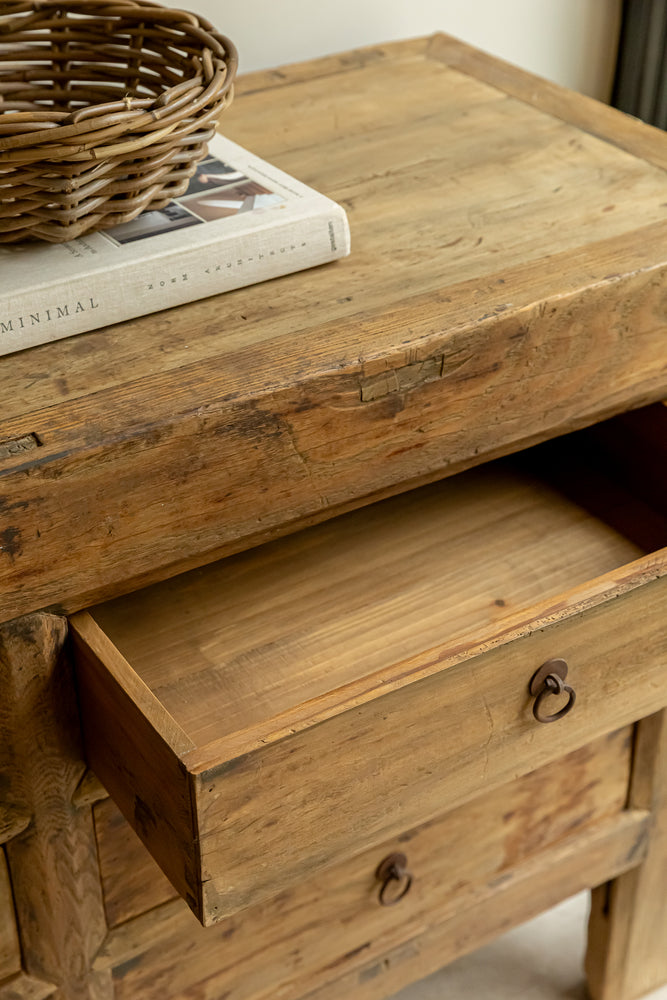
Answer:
[182,0,622,101]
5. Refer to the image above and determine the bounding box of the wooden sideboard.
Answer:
[1,34,666,1000]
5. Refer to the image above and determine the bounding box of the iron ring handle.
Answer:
[376,852,413,906]
[533,673,576,723]
[529,658,577,724]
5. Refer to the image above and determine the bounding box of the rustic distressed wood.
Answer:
[1,33,667,1000]
[102,813,650,1000]
[0,974,57,1000]
[71,619,199,914]
[0,639,31,846]
[93,798,177,929]
[193,573,666,922]
[94,730,635,999]
[0,807,29,848]
[0,614,112,1000]
[586,710,667,1000]
[1,36,667,622]
[426,33,667,170]
[86,457,642,744]
[296,811,650,1000]
[70,427,667,922]
[72,771,109,811]
[0,849,20,983]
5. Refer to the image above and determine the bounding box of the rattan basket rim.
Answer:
[0,0,238,241]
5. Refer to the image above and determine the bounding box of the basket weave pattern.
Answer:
[0,0,237,242]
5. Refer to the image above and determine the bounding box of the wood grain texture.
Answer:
[296,811,649,1000]
[0,848,20,982]
[0,635,31,846]
[70,613,200,917]
[0,614,112,1000]
[104,812,649,1000]
[193,575,667,922]
[426,33,667,170]
[72,772,108,811]
[0,974,57,1000]
[1,33,666,1000]
[1,37,667,622]
[96,731,634,1000]
[0,808,30,848]
[586,710,667,1000]
[72,546,667,925]
[69,419,667,923]
[94,797,177,929]
[88,456,642,745]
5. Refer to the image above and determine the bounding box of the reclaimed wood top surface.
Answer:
[1,33,666,622]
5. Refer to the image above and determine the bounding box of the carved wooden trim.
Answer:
[0,614,113,999]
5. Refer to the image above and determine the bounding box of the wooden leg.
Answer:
[586,710,667,1000]
[0,614,113,1000]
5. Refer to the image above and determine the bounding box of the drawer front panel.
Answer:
[197,575,666,920]
[99,731,638,1000]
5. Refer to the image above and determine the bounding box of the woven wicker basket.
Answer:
[0,0,237,242]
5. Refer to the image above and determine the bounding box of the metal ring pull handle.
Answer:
[376,852,413,906]
[529,658,576,724]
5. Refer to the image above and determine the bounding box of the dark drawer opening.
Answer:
[512,402,667,555]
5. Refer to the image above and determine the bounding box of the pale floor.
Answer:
[391,893,667,1000]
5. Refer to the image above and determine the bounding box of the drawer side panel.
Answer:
[71,621,201,916]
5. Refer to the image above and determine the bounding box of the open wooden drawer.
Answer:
[69,403,667,926]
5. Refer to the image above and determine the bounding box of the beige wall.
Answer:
[180,0,622,100]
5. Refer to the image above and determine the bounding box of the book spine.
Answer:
[0,206,350,357]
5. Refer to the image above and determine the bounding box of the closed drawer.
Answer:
[70,404,667,925]
[95,730,645,1000]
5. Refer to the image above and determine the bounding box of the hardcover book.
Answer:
[0,134,351,357]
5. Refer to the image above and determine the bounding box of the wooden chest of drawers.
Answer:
[1,33,666,1000]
